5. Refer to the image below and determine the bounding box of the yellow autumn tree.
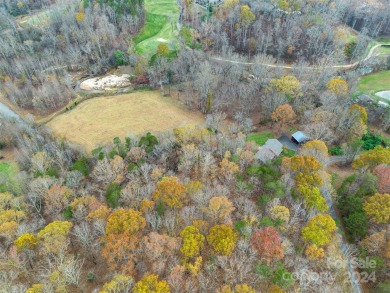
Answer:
[26,284,43,293]
[350,104,368,124]
[37,221,73,254]
[180,225,205,259]
[99,274,134,293]
[352,146,390,169]
[240,5,255,27]
[152,176,186,209]
[76,12,85,22]
[157,43,170,57]
[105,209,146,235]
[326,77,348,96]
[133,274,170,293]
[14,233,39,252]
[218,284,256,293]
[266,76,302,99]
[363,193,390,224]
[305,244,325,261]
[219,157,240,181]
[270,205,290,226]
[207,224,238,255]
[297,185,328,213]
[300,140,328,165]
[281,155,322,175]
[301,214,337,247]
[268,284,286,293]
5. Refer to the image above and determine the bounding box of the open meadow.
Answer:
[134,0,179,55]
[356,70,390,98]
[47,91,204,151]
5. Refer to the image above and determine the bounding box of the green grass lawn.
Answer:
[246,131,274,146]
[0,162,12,174]
[378,45,390,55]
[134,13,167,45]
[0,162,16,192]
[135,0,179,56]
[356,70,390,98]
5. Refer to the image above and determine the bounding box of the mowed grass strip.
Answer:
[246,131,274,146]
[134,13,167,45]
[47,91,204,151]
[135,0,179,55]
[357,70,390,96]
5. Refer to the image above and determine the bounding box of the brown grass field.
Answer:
[47,91,204,151]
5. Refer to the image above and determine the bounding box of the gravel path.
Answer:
[210,43,386,70]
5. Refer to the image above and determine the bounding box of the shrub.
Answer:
[105,183,122,208]
[361,132,383,150]
[72,157,90,175]
[46,167,59,178]
[255,263,272,278]
[63,206,73,219]
[272,265,294,289]
[87,272,96,282]
[113,50,127,66]
[328,146,344,156]
[344,41,357,58]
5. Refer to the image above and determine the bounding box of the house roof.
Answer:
[255,139,284,163]
[292,131,309,143]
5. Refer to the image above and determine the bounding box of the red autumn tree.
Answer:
[251,227,284,262]
[374,165,390,193]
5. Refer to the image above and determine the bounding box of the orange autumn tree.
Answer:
[271,104,296,128]
[102,209,146,274]
[373,165,390,193]
[203,196,235,223]
[152,176,186,209]
[251,227,284,262]
[101,232,139,274]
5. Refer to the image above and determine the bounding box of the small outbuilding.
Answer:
[255,139,284,163]
[291,131,309,144]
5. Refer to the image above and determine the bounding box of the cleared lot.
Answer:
[47,91,203,151]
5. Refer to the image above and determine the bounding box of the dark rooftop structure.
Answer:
[291,131,310,144]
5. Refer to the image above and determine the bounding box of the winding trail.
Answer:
[210,43,387,70]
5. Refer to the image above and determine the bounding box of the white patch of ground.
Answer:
[157,38,168,42]
[376,90,390,101]
[80,74,131,91]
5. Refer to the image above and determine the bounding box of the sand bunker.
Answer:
[157,38,168,42]
[80,74,131,91]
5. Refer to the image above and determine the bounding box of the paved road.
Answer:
[211,43,386,70]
